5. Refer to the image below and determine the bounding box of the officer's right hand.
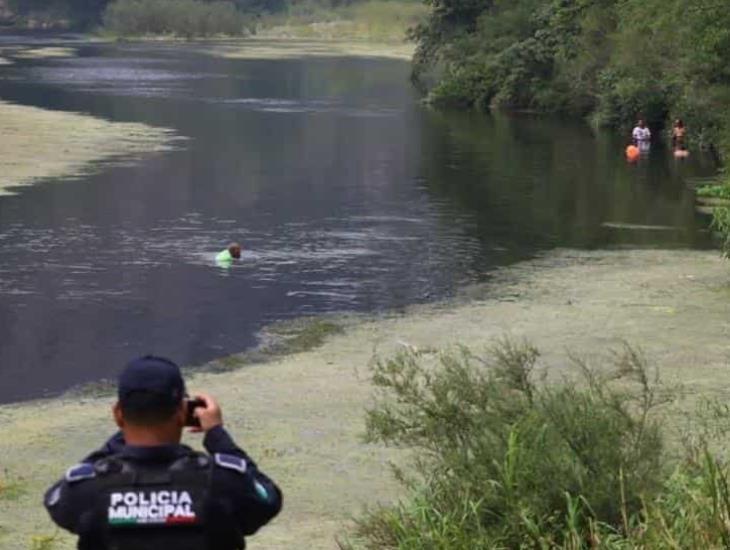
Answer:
[192,392,224,432]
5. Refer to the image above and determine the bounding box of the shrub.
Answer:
[103,0,250,38]
[349,341,670,548]
[712,206,730,258]
[697,185,730,200]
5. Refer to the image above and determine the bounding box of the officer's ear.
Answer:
[175,399,187,428]
[113,402,125,429]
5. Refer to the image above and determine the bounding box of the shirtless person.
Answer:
[672,119,687,151]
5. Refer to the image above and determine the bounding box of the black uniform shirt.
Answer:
[44,426,282,549]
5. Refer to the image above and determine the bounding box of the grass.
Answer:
[258,0,428,43]
[0,471,26,502]
[264,318,345,354]
[66,379,117,399]
[200,38,417,61]
[344,340,730,549]
[697,183,730,200]
[194,317,345,374]
[698,174,730,256]
[65,317,345,393]
[712,206,730,257]
[0,248,727,549]
[30,535,59,550]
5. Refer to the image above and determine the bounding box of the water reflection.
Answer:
[419,109,714,257]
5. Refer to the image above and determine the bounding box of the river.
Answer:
[0,35,718,403]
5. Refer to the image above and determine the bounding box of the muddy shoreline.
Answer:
[1,248,728,548]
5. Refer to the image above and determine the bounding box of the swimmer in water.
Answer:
[216,243,242,267]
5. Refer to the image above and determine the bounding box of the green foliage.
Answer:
[712,206,730,258]
[351,341,669,548]
[259,0,427,42]
[697,185,730,201]
[417,0,730,261]
[102,0,250,38]
[347,341,730,548]
[414,0,730,157]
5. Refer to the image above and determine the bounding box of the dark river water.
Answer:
[0,36,718,403]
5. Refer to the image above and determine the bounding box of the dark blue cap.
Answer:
[118,356,185,407]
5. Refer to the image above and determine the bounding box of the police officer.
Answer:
[44,356,282,550]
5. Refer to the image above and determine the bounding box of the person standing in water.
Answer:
[672,119,688,152]
[632,119,652,152]
[216,243,242,268]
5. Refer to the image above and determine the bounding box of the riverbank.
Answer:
[200,37,415,61]
[0,100,179,196]
[1,248,728,548]
[100,25,419,61]
[257,0,426,44]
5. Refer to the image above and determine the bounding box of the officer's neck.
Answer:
[123,425,182,447]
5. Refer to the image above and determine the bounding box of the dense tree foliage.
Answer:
[412,0,730,152]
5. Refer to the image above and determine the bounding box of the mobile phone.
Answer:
[185,398,206,427]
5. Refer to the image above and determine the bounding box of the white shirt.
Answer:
[632,126,651,142]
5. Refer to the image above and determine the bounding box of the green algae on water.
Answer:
[0,101,183,196]
[200,38,415,61]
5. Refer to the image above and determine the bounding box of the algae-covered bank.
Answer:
[1,248,729,549]
[199,38,415,61]
[0,100,179,196]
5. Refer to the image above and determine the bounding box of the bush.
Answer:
[349,341,670,548]
[103,0,250,38]
[347,341,730,548]
[697,185,730,200]
[712,206,730,258]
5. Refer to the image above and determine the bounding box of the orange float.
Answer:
[626,145,640,162]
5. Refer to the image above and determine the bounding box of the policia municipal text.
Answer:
[43,356,283,549]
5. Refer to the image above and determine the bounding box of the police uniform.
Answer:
[43,355,282,550]
[45,427,282,550]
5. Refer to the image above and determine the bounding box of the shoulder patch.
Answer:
[214,453,247,474]
[65,463,96,483]
[254,480,271,501]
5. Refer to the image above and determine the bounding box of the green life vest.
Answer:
[215,250,233,267]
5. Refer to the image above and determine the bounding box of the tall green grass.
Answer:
[345,341,730,548]
[259,0,427,42]
[711,205,730,257]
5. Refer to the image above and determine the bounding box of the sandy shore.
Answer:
[0,100,179,196]
[1,248,729,548]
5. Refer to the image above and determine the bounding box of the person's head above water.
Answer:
[229,243,242,259]
[675,119,685,128]
[638,119,646,128]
